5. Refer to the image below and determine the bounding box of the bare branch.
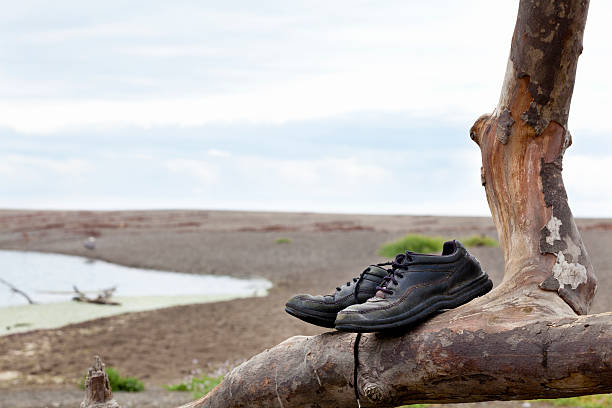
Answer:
[0,277,36,305]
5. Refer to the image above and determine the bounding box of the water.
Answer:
[0,250,271,307]
[0,250,272,335]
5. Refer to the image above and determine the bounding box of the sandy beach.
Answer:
[0,209,610,407]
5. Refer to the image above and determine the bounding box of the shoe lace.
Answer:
[336,261,397,303]
[351,255,410,408]
[375,252,412,295]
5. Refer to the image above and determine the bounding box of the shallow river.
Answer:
[0,250,272,335]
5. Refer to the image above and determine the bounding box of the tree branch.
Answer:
[179,310,612,408]
[0,277,36,305]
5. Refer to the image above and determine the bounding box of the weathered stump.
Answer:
[80,356,121,408]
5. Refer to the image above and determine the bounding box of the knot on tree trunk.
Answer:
[81,356,121,408]
[363,382,386,402]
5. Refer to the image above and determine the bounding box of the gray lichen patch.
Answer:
[552,252,587,290]
[545,216,562,245]
[539,161,571,256]
[539,159,596,315]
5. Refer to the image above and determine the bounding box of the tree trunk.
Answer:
[470,0,597,316]
[178,1,611,407]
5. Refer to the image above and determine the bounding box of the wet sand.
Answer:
[0,210,609,407]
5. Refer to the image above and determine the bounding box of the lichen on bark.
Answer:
[538,158,597,315]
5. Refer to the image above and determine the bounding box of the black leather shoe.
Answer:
[285,265,389,328]
[335,240,492,332]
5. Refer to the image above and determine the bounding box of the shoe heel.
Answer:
[448,275,493,309]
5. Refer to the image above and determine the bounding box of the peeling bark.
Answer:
[496,109,515,144]
[173,1,610,407]
[507,0,587,135]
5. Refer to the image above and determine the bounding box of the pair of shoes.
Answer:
[285,240,493,332]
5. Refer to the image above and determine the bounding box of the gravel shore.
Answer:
[0,210,609,407]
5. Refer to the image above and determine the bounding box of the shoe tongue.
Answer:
[375,290,387,299]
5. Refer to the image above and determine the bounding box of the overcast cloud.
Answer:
[1,1,610,216]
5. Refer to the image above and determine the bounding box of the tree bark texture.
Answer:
[179,312,611,408]
[177,1,611,407]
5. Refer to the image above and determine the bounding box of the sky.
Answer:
[1,1,611,217]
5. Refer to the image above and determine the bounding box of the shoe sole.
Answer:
[284,305,338,328]
[335,274,493,333]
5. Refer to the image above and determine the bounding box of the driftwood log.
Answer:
[72,286,120,306]
[178,1,612,407]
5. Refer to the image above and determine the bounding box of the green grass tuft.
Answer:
[106,367,144,392]
[165,375,224,399]
[379,235,445,257]
[535,394,612,408]
[461,234,499,248]
[79,367,144,392]
[379,234,498,258]
[275,237,291,244]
